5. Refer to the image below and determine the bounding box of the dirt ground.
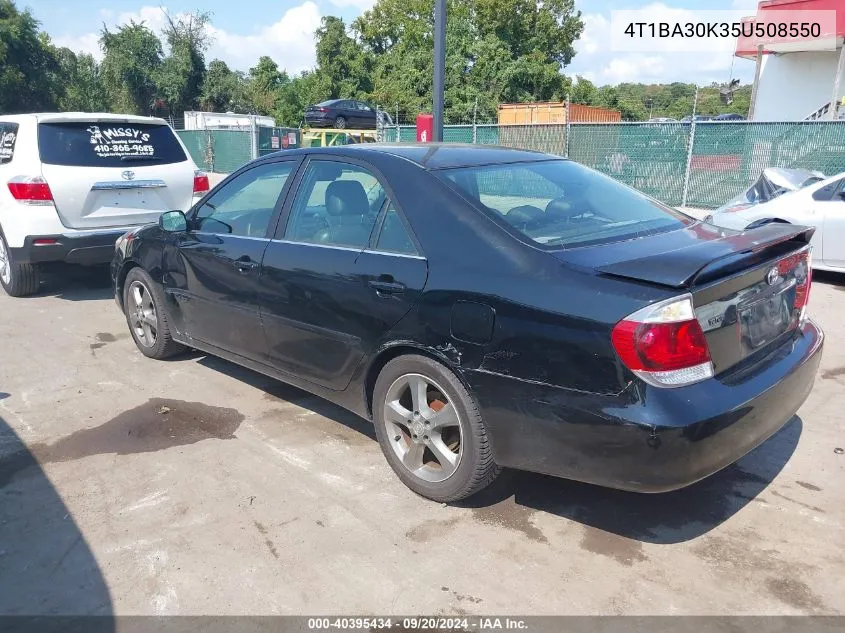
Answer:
[0,265,843,616]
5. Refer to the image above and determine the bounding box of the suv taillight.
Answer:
[611,294,713,388]
[8,176,53,205]
[193,171,210,195]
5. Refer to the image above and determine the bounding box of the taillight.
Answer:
[193,171,210,195]
[318,107,328,112]
[611,294,714,387]
[8,176,53,205]
[779,248,812,320]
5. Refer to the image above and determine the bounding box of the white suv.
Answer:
[0,113,209,296]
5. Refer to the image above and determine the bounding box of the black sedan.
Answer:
[112,144,823,502]
[304,99,386,129]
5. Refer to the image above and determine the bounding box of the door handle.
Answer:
[368,279,405,296]
[234,257,259,273]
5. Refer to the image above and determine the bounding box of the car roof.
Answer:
[264,143,558,170]
[0,112,170,125]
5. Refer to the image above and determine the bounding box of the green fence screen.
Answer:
[567,123,689,206]
[180,121,845,210]
[685,121,845,208]
[177,129,253,173]
[568,121,845,208]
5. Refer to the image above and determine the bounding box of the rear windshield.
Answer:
[439,160,693,249]
[38,122,187,167]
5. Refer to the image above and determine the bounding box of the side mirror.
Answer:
[159,210,187,232]
[837,190,845,201]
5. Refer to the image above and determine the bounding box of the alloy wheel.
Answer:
[128,280,158,348]
[383,373,463,483]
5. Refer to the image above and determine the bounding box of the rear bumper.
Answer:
[467,319,823,492]
[10,230,128,265]
[305,114,332,127]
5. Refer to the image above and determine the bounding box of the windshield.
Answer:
[439,160,693,248]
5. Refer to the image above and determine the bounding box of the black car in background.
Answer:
[111,144,822,503]
[304,99,387,129]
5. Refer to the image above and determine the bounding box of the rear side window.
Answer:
[439,160,693,249]
[38,122,187,167]
[0,123,18,165]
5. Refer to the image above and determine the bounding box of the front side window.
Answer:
[285,160,384,248]
[439,160,693,249]
[194,162,294,237]
[38,122,187,167]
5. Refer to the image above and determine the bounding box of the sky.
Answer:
[22,0,762,86]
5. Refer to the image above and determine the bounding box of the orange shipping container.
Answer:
[497,102,621,124]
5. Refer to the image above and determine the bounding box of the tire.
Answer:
[122,267,185,359]
[334,116,347,129]
[373,354,501,502]
[0,228,40,297]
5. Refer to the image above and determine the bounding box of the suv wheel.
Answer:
[0,230,40,297]
[373,354,501,502]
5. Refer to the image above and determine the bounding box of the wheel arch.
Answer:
[363,343,469,419]
[114,259,141,311]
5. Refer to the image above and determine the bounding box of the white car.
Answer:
[708,170,845,272]
[0,113,208,297]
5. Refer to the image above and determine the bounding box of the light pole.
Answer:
[433,0,446,142]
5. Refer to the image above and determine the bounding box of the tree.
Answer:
[200,59,248,112]
[55,48,107,111]
[352,0,584,122]
[157,10,212,115]
[100,21,163,115]
[314,16,372,100]
[245,56,285,115]
[0,0,60,112]
[570,76,597,105]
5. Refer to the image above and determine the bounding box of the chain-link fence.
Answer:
[178,120,845,210]
[568,122,690,206]
[177,129,253,173]
[569,121,845,209]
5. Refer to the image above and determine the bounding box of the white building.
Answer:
[736,0,845,121]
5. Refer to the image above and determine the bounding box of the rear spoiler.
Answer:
[597,223,814,288]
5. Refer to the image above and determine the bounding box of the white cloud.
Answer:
[53,32,102,61]
[51,3,322,74]
[576,13,608,56]
[601,55,666,83]
[207,2,322,73]
[327,0,375,9]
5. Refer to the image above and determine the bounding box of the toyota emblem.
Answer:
[121,170,136,181]
[766,267,779,286]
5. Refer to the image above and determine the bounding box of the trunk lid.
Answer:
[554,222,815,376]
[37,119,196,230]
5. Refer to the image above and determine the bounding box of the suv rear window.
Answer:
[439,159,693,249]
[38,122,187,167]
